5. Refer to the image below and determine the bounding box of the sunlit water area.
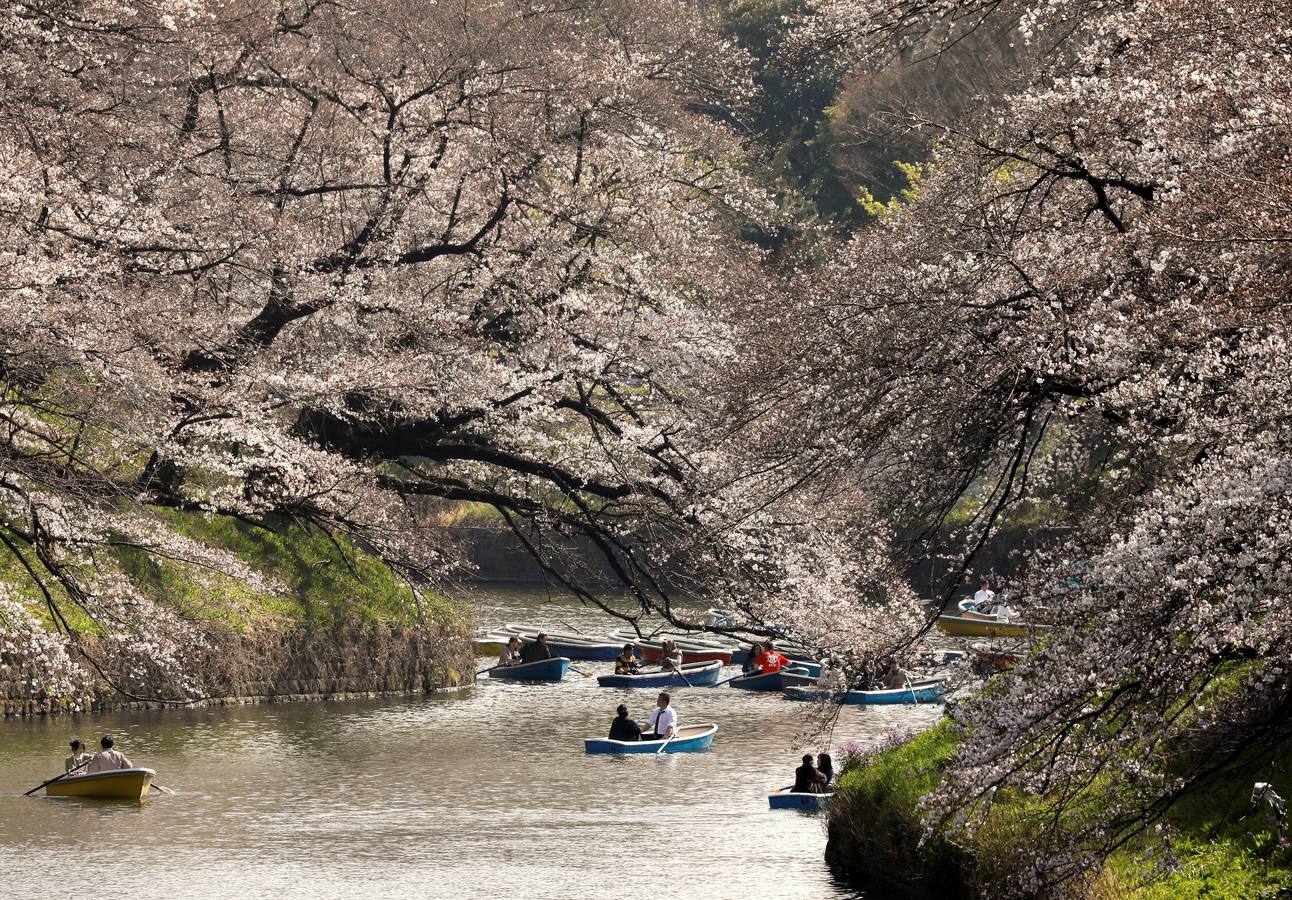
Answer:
[0,587,944,899]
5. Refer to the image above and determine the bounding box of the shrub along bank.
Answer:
[1,512,473,716]
[825,723,1292,898]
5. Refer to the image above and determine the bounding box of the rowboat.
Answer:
[970,642,1021,673]
[500,624,622,661]
[46,768,155,799]
[935,612,1052,639]
[584,723,718,754]
[488,656,572,681]
[596,660,723,688]
[783,681,944,705]
[778,669,820,689]
[768,786,831,811]
[729,666,812,692]
[474,634,510,656]
[609,632,733,665]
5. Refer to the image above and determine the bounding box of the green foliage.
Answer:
[832,717,1292,898]
[857,160,923,219]
[837,722,958,815]
[113,510,453,630]
[719,0,864,233]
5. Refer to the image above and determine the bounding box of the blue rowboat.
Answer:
[840,683,943,704]
[783,681,944,704]
[501,625,622,661]
[729,666,812,692]
[768,786,832,811]
[596,661,723,688]
[488,656,572,681]
[779,669,819,689]
[584,723,718,754]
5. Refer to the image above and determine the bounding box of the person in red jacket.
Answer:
[754,643,792,673]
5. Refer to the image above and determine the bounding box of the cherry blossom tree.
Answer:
[1,0,929,697]
[762,0,1292,892]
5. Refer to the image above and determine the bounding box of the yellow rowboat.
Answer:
[474,635,509,656]
[935,612,1053,639]
[46,768,155,799]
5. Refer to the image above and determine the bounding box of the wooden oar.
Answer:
[709,672,747,689]
[150,783,175,795]
[560,620,586,635]
[568,666,593,678]
[655,731,677,755]
[668,664,694,688]
[24,758,91,796]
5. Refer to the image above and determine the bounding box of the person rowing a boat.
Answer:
[657,639,683,673]
[86,735,133,773]
[793,754,828,794]
[643,691,677,740]
[498,636,523,668]
[519,633,552,664]
[753,643,792,674]
[64,739,91,774]
[608,704,643,742]
[614,644,641,676]
[881,659,911,690]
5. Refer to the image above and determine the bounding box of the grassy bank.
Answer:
[828,723,1292,898]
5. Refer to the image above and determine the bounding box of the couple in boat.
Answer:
[614,640,682,676]
[607,691,677,743]
[497,633,554,668]
[64,735,134,775]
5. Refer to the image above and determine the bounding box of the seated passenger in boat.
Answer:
[881,660,910,690]
[519,633,552,663]
[972,580,996,611]
[86,735,133,773]
[65,739,91,774]
[741,645,761,675]
[614,644,641,675]
[657,639,683,672]
[498,636,523,668]
[608,704,643,742]
[817,752,834,788]
[643,692,677,740]
[753,644,792,674]
[793,754,827,794]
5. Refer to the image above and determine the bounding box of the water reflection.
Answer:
[1,588,942,898]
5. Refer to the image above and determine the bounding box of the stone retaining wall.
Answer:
[1,620,475,718]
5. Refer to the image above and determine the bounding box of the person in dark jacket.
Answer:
[608,704,642,742]
[792,754,827,793]
[519,633,552,663]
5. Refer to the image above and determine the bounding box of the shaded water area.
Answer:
[0,587,942,898]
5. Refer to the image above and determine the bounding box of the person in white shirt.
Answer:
[86,735,133,773]
[972,581,996,611]
[497,636,522,668]
[644,691,677,740]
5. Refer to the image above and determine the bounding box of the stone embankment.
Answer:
[2,621,474,718]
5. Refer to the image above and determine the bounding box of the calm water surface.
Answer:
[0,588,943,898]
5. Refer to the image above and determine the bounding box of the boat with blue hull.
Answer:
[596,661,723,688]
[783,681,944,705]
[768,787,831,811]
[584,723,718,754]
[501,625,622,661]
[729,667,812,692]
[488,656,572,681]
